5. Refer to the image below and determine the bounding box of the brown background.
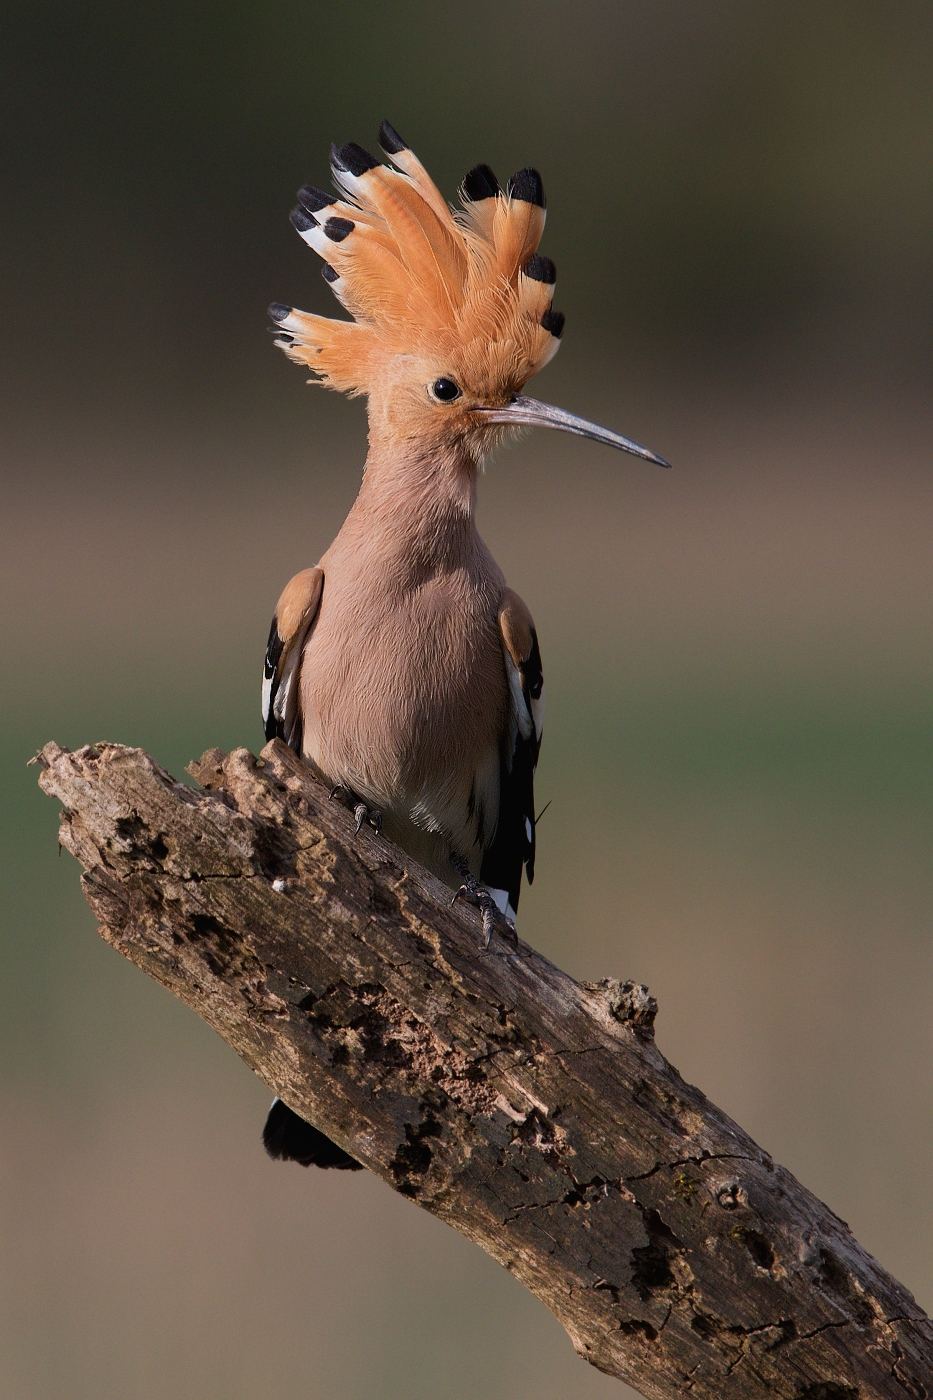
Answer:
[2,3,932,1397]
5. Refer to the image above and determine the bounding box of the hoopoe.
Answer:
[260,122,669,1170]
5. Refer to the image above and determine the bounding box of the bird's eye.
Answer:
[430,377,461,403]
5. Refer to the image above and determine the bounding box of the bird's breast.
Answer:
[298,562,509,829]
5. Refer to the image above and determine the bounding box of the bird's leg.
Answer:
[327,784,382,834]
[449,855,518,952]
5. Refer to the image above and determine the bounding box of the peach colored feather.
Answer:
[276,136,559,400]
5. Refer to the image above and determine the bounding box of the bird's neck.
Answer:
[345,432,481,574]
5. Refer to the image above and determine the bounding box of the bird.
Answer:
[260,121,670,1171]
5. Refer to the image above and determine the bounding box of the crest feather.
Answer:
[378,120,462,235]
[268,304,378,395]
[271,126,563,395]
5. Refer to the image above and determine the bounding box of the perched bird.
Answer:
[261,122,669,1170]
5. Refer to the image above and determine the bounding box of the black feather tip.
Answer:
[507,167,545,207]
[378,118,408,154]
[462,163,501,201]
[332,141,380,178]
[268,302,292,323]
[297,183,334,213]
[289,206,318,233]
[324,216,354,243]
[262,1099,364,1171]
[523,253,557,284]
[321,263,339,284]
[541,308,565,338]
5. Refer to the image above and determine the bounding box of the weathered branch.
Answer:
[36,738,933,1400]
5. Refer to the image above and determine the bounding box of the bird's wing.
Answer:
[480,588,544,915]
[262,567,323,753]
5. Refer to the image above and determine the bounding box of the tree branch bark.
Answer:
[35,738,933,1400]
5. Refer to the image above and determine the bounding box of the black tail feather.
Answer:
[262,1099,363,1171]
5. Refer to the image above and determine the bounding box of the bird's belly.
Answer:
[298,584,508,883]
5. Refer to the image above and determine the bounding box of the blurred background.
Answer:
[2,2,932,1396]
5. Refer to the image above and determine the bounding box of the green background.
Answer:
[2,3,932,1397]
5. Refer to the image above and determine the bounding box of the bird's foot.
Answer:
[354,802,382,835]
[449,856,519,952]
[327,784,382,835]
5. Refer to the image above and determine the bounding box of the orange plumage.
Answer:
[269,121,560,404]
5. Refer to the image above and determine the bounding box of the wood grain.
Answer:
[35,738,933,1400]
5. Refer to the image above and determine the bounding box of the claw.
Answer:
[492,910,519,950]
[353,802,382,834]
[448,856,519,952]
[329,783,381,835]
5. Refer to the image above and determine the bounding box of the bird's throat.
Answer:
[352,436,480,572]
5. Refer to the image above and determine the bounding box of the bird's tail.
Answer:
[262,1098,363,1171]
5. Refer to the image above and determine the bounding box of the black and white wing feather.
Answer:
[262,566,323,753]
[481,589,544,917]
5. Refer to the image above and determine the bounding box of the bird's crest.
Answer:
[269,121,563,398]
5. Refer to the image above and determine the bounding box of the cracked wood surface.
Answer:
[35,738,933,1400]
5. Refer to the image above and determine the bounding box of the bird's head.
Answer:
[269,123,669,469]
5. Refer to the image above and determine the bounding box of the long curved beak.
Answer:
[480,395,671,468]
